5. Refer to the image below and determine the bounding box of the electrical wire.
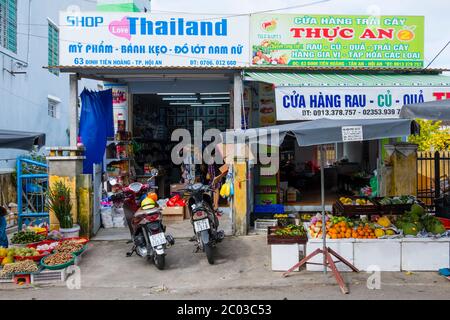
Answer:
[425,40,450,69]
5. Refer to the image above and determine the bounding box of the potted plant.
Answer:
[47,181,79,238]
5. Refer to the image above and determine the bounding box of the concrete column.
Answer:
[69,74,79,147]
[233,161,248,236]
[233,73,243,129]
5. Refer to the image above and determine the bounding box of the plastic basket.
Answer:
[72,244,88,256]
[61,237,89,245]
[438,217,450,230]
[27,240,60,255]
[14,251,49,262]
[40,253,76,270]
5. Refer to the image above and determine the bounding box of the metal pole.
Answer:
[69,74,79,147]
[320,145,327,274]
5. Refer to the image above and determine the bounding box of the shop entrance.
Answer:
[98,72,237,240]
[129,92,230,201]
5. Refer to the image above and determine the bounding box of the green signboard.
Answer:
[250,14,424,68]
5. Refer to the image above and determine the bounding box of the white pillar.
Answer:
[69,74,79,147]
[233,73,243,129]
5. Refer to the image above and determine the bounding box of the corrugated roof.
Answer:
[245,72,450,87]
[51,65,448,74]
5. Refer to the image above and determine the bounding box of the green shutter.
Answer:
[0,0,16,53]
[48,22,59,75]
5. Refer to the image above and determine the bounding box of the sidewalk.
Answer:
[1,234,449,300]
[92,207,233,241]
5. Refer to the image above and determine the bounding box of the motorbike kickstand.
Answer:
[126,246,136,257]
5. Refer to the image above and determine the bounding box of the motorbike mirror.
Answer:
[150,168,159,177]
[128,182,143,193]
[108,177,118,186]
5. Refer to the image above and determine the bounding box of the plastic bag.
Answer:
[112,207,126,228]
[101,207,114,229]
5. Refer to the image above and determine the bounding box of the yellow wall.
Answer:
[48,175,77,231]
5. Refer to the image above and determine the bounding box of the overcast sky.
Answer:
[152,0,450,68]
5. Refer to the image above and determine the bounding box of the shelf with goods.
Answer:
[105,132,135,188]
[254,145,281,208]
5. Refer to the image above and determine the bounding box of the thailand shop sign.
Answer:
[251,14,424,68]
[276,87,450,120]
[59,12,249,67]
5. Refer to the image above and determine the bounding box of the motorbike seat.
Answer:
[135,207,160,217]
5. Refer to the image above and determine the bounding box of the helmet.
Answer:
[141,197,156,210]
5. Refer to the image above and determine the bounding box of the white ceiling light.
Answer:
[201,97,230,100]
[200,92,230,95]
[157,93,197,96]
[162,97,198,101]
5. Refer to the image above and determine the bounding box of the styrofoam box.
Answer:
[401,238,450,271]
[306,239,355,272]
[354,239,401,271]
[271,244,299,272]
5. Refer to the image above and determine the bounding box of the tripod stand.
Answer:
[282,145,359,294]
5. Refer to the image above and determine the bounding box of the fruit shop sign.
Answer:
[251,14,424,68]
[275,87,450,120]
[59,12,250,67]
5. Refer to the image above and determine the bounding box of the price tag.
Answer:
[341,126,363,142]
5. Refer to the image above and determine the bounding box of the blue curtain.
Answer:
[79,89,114,175]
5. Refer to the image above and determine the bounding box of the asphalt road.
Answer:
[1,235,449,300]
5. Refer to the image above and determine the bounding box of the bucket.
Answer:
[59,224,80,239]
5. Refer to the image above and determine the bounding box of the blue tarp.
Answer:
[79,89,114,175]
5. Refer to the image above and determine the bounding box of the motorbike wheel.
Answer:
[154,254,165,270]
[204,243,214,265]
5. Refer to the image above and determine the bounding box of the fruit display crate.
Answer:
[373,197,422,215]
[333,197,379,217]
[267,226,307,245]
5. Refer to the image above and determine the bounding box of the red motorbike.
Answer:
[109,170,174,270]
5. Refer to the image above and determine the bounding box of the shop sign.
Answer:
[342,126,363,142]
[250,14,424,68]
[59,12,249,67]
[275,87,450,120]
[259,83,277,126]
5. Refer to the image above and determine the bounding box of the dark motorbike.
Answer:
[109,170,174,270]
[182,183,224,264]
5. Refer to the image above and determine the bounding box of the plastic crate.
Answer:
[254,204,284,214]
[0,274,13,283]
[31,269,67,284]
[254,219,278,234]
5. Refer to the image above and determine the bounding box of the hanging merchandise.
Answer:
[220,166,235,199]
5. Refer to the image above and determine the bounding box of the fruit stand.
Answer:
[305,199,450,271]
[267,224,307,271]
[0,229,89,284]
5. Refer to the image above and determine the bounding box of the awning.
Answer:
[400,99,450,120]
[0,130,46,150]
[222,118,417,147]
[245,72,450,87]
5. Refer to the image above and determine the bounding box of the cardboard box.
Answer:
[170,183,187,196]
[162,206,185,223]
